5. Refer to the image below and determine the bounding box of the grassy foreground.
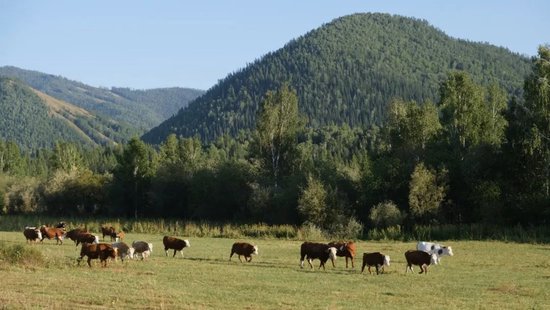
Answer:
[0,232,548,309]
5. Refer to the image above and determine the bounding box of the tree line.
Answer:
[1,47,548,237]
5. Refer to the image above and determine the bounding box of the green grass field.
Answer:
[0,231,548,309]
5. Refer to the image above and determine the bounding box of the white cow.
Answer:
[417,241,454,264]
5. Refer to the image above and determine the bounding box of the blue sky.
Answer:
[1,1,548,90]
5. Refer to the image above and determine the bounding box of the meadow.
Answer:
[0,231,549,309]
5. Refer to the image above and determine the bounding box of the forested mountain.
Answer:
[143,13,531,144]
[0,66,204,135]
[0,77,108,149]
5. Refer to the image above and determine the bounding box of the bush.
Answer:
[0,242,45,268]
[369,201,404,228]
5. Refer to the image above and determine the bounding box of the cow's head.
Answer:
[93,235,100,244]
[184,240,191,248]
[252,245,258,255]
[327,247,337,261]
[383,255,391,266]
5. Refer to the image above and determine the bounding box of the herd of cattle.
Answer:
[22,223,454,274]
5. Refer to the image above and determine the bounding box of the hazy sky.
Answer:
[1,1,548,90]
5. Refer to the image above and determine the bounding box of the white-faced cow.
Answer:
[132,241,153,260]
[404,250,438,274]
[300,242,337,270]
[361,252,390,275]
[163,236,190,258]
[23,227,42,243]
[230,242,258,263]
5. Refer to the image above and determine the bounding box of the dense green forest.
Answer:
[0,77,142,149]
[1,46,548,238]
[143,13,531,144]
[0,66,204,138]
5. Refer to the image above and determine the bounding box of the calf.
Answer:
[77,243,118,267]
[328,241,357,268]
[23,227,42,243]
[163,236,190,258]
[229,242,258,263]
[404,250,438,274]
[417,241,454,264]
[132,241,153,260]
[361,252,390,275]
[39,225,65,245]
[300,242,337,270]
[111,242,132,261]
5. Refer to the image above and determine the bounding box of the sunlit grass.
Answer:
[0,231,548,309]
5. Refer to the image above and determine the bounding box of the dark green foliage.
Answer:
[0,66,204,145]
[143,13,530,144]
[0,78,94,149]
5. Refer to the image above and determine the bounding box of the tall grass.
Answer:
[1,215,548,243]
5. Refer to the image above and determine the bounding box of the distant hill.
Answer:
[0,66,204,136]
[0,77,111,149]
[142,13,532,144]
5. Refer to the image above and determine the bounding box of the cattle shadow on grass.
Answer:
[184,256,289,269]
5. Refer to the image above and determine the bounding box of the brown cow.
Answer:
[404,250,438,274]
[163,236,190,258]
[300,242,337,270]
[40,225,65,245]
[77,243,118,267]
[229,242,258,262]
[23,227,42,243]
[66,228,88,245]
[361,252,391,275]
[74,232,100,247]
[328,241,356,268]
[101,226,117,241]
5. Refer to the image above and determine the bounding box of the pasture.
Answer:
[0,231,549,309]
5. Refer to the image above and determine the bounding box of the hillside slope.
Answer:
[143,13,531,144]
[0,77,105,149]
[0,66,204,137]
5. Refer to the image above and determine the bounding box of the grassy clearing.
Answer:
[0,231,549,309]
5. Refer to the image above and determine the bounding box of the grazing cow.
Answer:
[229,242,258,263]
[74,232,100,247]
[101,226,117,241]
[417,241,454,264]
[300,242,337,270]
[39,225,65,245]
[361,252,390,275]
[23,227,42,243]
[404,250,438,274]
[163,236,190,258]
[132,241,153,260]
[111,242,132,261]
[77,243,118,267]
[328,241,357,268]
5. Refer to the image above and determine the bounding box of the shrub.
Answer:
[369,201,404,228]
[0,242,45,268]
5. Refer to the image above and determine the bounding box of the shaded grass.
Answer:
[0,231,549,309]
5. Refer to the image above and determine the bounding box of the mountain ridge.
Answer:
[142,13,531,144]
